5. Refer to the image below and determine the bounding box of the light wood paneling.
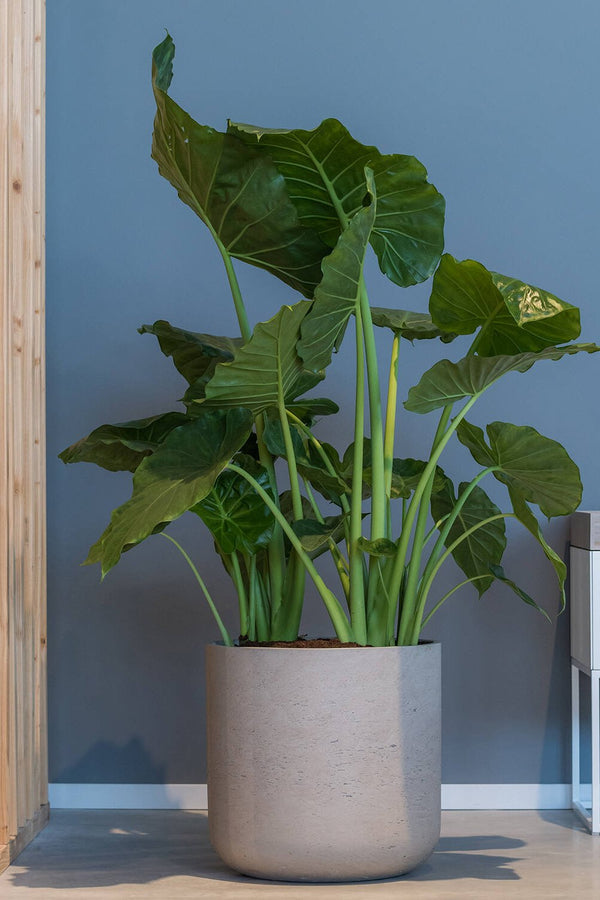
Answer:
[0,0,48,872]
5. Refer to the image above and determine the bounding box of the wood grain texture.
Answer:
[0,0,48,865]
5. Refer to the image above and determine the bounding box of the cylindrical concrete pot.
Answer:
[206,641,441,883]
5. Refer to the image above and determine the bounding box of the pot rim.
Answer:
[209,639,440,650]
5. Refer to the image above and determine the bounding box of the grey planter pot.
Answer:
[206,641,441,883]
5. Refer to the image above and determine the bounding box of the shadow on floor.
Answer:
[5,811,524,890]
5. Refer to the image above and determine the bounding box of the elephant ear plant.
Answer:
[60,34,598,648]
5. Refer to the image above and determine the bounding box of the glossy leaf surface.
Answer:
[152,35,328,298]
[429,255,580,355]
[229,117,445,286]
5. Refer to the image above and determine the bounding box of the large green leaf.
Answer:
[201,301,322,414]
[429,255,580,355]
[370,306,455,343]
[151,35,329,298]
[229,117,445,286]
[404,343,599,414]
[298,172,377,373]
[85,408,253,576]
[190,458,274,555]
[456,420,582,517]
[430,478,506,595]
[139,320,242,389]
[59,412,189,473]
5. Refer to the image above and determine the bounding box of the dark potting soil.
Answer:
[238,637,370,648]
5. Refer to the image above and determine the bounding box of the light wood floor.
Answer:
[0,809,598,898]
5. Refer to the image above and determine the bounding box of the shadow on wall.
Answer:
[54,737,166,784]
[7,811,524,889]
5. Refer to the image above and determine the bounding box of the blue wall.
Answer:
[47,0,600,785]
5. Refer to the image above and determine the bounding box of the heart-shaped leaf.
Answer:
[229,117,445,286]
[191,459,274,555]
[201,301,322,414]
[456,420,582,517]
[85,408,253,576]
[404,343,599,414]
[429,255,580,355]
[139,320,241,389]
[59,411,189,473]
[430,478,506,594]
[152,35,329,298]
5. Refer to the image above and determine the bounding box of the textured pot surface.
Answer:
[206,642,441,883]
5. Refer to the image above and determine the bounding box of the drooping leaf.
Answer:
[298,173,377,373]
[285,397,339,423]
[201,301,322,414]
[151,35,329,298]
[456,420,582,518]
[229,117,445,286]
[59,412,189,473]
[370,306,455,343]
[488,564,551,621]
[429,255,580,355]
[139,320,242,388]
[430,478,506,594]
[85,408,253,576]
[404,343,599,414]
[507,486,568,611]
[190,459,274,555]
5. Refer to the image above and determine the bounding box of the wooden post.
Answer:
[0,0,49,872]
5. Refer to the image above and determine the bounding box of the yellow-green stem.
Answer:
[384,333,400,528]
[349,309,367,645]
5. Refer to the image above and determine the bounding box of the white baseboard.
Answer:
[49,783,585,811]
[48,783,208,810]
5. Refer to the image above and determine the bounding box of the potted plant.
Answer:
[60,34,598,882]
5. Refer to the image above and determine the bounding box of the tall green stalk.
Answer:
[387,395,480,641]
[213,236,286,619]
[227,463,355,643]
[384,333,400,525]
[349,309,367,645]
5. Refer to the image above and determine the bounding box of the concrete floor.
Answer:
[0,810,598,899]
